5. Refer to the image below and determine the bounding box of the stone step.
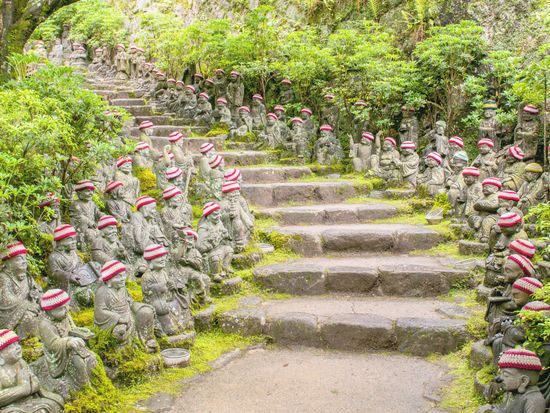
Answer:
[225,141,257,151]
[124,105,153,116]
[264,223,442,256]
[253,255,469,297]
[257,202,397,224]
[93,90,130,100]
[134,116,189,127]
[111,98,146,106]
[242,181,357,207]
[128,135,226,152]
[220,296,469,355]
[192,150,274,167]
[239,166,312,184]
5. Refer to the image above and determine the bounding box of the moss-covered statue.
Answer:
[278,79,295,105]
[451,167,482,222]
[114,43,129,80]
[398,141,420,189]
[180,85,198,120]
[220,181,254,252]
[47,225,99,309]
[212,98,232,127]
[161,186,193,245]
[91,215,133,278]
[257,113,283,149]
[375,137,401,185]
[194,92,213,127]
[417,152,445,196]
[300,108,316,141]
[314,125,343,165]
[104,181,132,225]
[197,202,234,282]
[467,178,501,243]
[320,94,339,132]
[514,104,540,161]
[350,132,375,173]
[498,146,526,192]
[517,163,545,215]
[0,243,41,339]
[476,349,546,413]
[231,106,253,138]
[251,94,267,132]
[68,43,87,70]
[398,105,419,145]
[69,180,104,246]
[0,329,64,412]
[193,73,205,94]
[287,118,310,162]
[423,120,448,157]
[37,193,62,235]
[472,139,498,180]
[35,289,97,400]
[141,245,194,338]
[213,69,228,100]
[274,105,290,142]
[478,101,503,150]
[113,156,140,205]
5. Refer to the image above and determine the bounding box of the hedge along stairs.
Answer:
[87,75,474,412]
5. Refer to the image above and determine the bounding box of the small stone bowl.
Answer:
[425,207,444,225]
[161,348,191,368]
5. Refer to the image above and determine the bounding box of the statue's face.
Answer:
[425,158,437,168]
[361,137,372,145]
[199,97,207,103]
[167,194,182,207]
[506,154,517,164]
[275,110,283,117]
[402,109,411,118]
[482,184,498,196]
[435,125,444,134]
[141,204,157,219]
[108,272,127,289]
[51,203,60,215]
[240,111,250,120]
[498,198,515,210]
[499,368,528,392]
[209,210,221,222]
[522,112,535,122]
[77,189,93,201]
[101,225,118,242]
[463,175,477,185]
[266,118,275,126]
[216,103,225,110]
[58,236,76,252]
[5,255,27,278]
[301,112,310,120]
[216,73,224,79]
[185,90,194,98]
[230,75,238,82]
[140,148,150,158]
[150,255,166,270]
[185,235,196,246]
[502,260,521,282]
[452,159,467,170]
[48,304,68,321]
[120,162,132,174]
[0,343,22,365]
[382,142,392,152]
[525,171,541,182]
[511,289,531,307]
[479,145,491,155]
[483,109,495,119]
[292,123,301,131]
[281,83,289,90]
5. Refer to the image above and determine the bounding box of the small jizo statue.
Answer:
[161,186,193,245]
[375,137,401,185]
[257,113,283,149]
[320,94,339,131]
[251,94,266,132]
[350,132,375,173]
[514,104,540,161]
[0,242,41,338]
[141,244,193,337]
[94,260,157,352]
[468,178,502,243]
[197,202,234,282]
[476,349,546,413]
[38,193,62,235]
[424,120,448,157]
[69,180,104,246]
[517,163,545,215]
[233,106,253,137]
[226,71,244,113]
[207,155,225,200]
[37,289,97,399]
[399,141,420,189]
[300,108,316,141]
[314,125,343,165]
[499,146,526,192]
[275,105,289,142]
[212,97,232,127]
[213,68,228,100]
[417,152,445,196]
[288,117,310,162]
[104,181,132,224]
[0,329,64,412]
[472,139,498,180]
[114,156,140,205]
[451,167,482,221]
[398,105,419,145]
[220,181,254,252]
[278,79,295,105]
[91,215,131,271]
[194,92,213,127]
[198,142,216,182]
[127,196,170,259]
[479,100,503,149]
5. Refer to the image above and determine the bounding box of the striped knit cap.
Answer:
[498,190,520,201]
[508,239,536,258]
[159,152,174,161]
[182,227,198,240]
[165,166,183,180]
[384,137,396,147]
[216,98,227,105]
[222,181,241,193]
[199,92,209,100]
[143,244,168,261]
[523,105,539,115]
[224,169,242,182]
[482,177,502,188]
[498,349,542,371]
[202,202,221,217]
[168,131,184,143]
[116,156,132,168]
[74,180,95,192]
[507,254,535,277]
[162,186,182,200]
[477,139,495,148]
[139,121,154,130]
[522,301,550,312]
[105,181,123,193]
[426,152,443,165]
[97,215,118,230]
[497,212,522,228]
[0,330,20,351]
[267,113,278,120]
[40,289,70,311]
[400,141,416,150]
[2,242,28,261]
[512,277,543,295]
[53,225,77,241]
[362,132,375,141]
[200,143,215,154]
[300,108,313,115]
[449,136,464,147]
[100,260,126,282]
[462,167,480,177]
[135,196,157,210]
[209,155,223,169]
[252,94,263,101]
[291,117,304,124]
[320,125,333,132]
[185,85,196,92]
[274,105,285,112]
[508,146,525,160]
[238,106,250,113]
[136,141,151,151]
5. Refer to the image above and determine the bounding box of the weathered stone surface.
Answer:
[253,263,327,295]
[219,307,265,336]
[194,305,216,332]
[221,276,243,295]
[320,313,395,351]
[266,312,321,347]
[111,98,145,107]
[469,340,493,369]
[458,240,489,256]
[209,348,242,369]
[239,166,312,184]
[395,318,469,356]
[143,392,175,413]
[325,266,378,293]
[124,105,153,116]
[383,189,416,199]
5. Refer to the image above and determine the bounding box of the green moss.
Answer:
[126,280,143,302]
[71,308,95,327]
[466,308,487,340]
[205,123,229,137]
[134,166,159,198]
[21,336,43,364]
[233,132,257,143]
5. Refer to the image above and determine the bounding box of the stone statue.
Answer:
[398,141,420,189]
[300,108,316,141]
[114,44,129,79]
[197,202,234,282]
[155,149,175,190]
[424,120,448,157]
[48,39,63,66]
[320,94,339,132]
[212,98,232,127]
[514,104,540,161]
[193,73,205,93]
[472,139,498,180]
[88,48,104,73]
[226,71,244,115]
[68,43,87,69]
[287,118,310,162]
[479,101,503,150]
[104,181,132,225]
[251,94,267,132]
[114,157,140,205]
[468,178,502,243]
[445,151,469,190]
[47,225,98,308]
[199,142,216,182]
[133,141,156,170]
[375,137,401,185]
[180,85,198,120]
[0,329,64,412]
[517,163,545,215]
[445,137,465,171]
[213,69,228,100]
[141,245,193,337]
[91,215,132,277]
[274,105,289,142]
[220,181,254,252]
[0,243,41,338]
[398,106,419,145]
[351,100,369,143]
[496,190,523,218]
[499,146,526,192]
[194,92,213,127]
[37,193,61,235]
[314,125,344,165]
[451,167,482,221]
[168,133,195,190]
[278,79,295,105]
[36,289,97,399]
[207,155,225,201]
[204,78,215,98]
[350,132,375,173]
[476,349,546,413]
[231,106,253,138]
[417,152,445,196]
[257,113,283,149]
[94,261,157,352]
[69,180,104,246]
[161,186,193,245]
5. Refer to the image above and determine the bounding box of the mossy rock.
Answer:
[232,244,264,270]
[205,123,229,137]
[134,166,157,195]
[21,336,43,364]
[71,308,95,328]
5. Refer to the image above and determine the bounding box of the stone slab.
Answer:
[124,105,153,116]
[242,181,357,207]
[253,255,468,297]
[469,340,493,369]
[110,98,145,106]
[257,203,397,225]
[239,166,312,184]
[265,223,442,256]
[459,240,489,256]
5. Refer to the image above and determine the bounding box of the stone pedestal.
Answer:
[458,240,489,256]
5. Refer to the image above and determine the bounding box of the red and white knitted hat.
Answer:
[98,215,118,230]
[202,202,221,217]
[105,180,123,193]
[195,73,204,79]
[462,167,480,177]
[482,177,502,188]
[167,78,177,84]
[498,212,522,228]
[300,108,313,116]
[209,155,223,169]
[426,152,443,165]
[400,141,416,150]
[508,239,536,258]
[498,190,520,201]
[291,117,304,124]
[252,94,263,101]
[522,301,550,312]
[139,121,154,130]
[143,244,168,261]
[216,98,228,105]
[159,152,175,160]
[281,79,292,85]
[185,85,196,92]
[230,70,240,77]
[384,137,396,147]
[116,156,132,168]
[523,105,539,115]
[200,143,215,154]
[222,181,241,193]
[215,68,225,74]
[100,260,126,282]
[0,330,20,351]
[182,227,198,240]
[136,141,151,151]
[477,139,495,148]
[2,242,28,261]
[507,254,535,277]
[354,100,367,107]
[508,146,525,160]
[198,92,209,100]
[320,125,333,132]
[224,168,242,182]
[74,180,95,192]
[324,93,335,100]
[130,45,138,51]
[267,113,278,121]
[116,44,125,50]
[38,192,60,208]
[498,349,542,371]
[40,289,70,311]
[512,277,543,295]
[168,131,184,143]
[205,78,215,85]
[135,196,156,210]
[165,166,183,180]
[53,225,77,241]
[176,80,184,87]
[162,185,182,200]
[449,136,464,148]
[362,132,375,141]
[238,106,251,113]
[274,105,285,112]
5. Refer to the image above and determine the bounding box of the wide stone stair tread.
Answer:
[239,166,312,184]
[191,150,275,166]
[133,115,190,126]
[257,202,397,224]
[253,254,468,296]
[242,181,357,207]
[264,223,442,255]
[110,98,146,106]
[124,105,153,116]
[142,135,226,152]
[220,295,469,355]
